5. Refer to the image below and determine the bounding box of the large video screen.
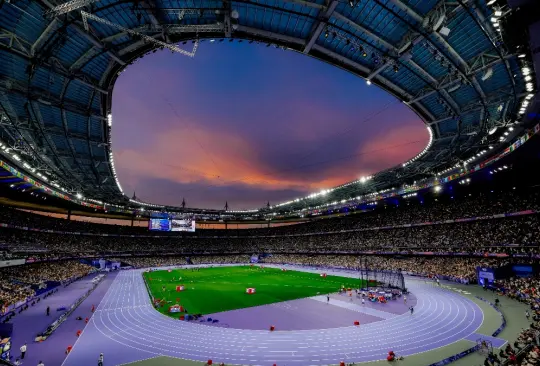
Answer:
[148,218,171,231]
[171,219,196,232]
[148,218,196,232]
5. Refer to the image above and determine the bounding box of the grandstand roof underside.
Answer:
[0,0,528,210]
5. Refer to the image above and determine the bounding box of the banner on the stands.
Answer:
[0,259,25,268]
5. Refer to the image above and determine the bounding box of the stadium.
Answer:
[0,0,539,365]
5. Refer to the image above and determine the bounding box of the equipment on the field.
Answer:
[358,256,406,292]
[246,288,256,294]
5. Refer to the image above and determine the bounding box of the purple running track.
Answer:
[61,266,487,365]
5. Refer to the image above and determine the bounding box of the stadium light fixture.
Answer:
[433,186,442,193]
[366,80,371,85]
[76,193,82,199]
[487,0,496,4]
[494,10,502,16]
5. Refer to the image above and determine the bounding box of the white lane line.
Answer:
[65,267,485,365]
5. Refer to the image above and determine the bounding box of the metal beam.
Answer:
[375,0,488,104]
[0,36,107,94]
[0,93,78,191]
[332,12,396,53]
[367,63,389,80]
[40,0,125,66]
[312,44,413,100]
[428,88,523,126]
[303,0,338,53]
[61,109,94,184]
[236,25,305,46]
[386,0,422,23]
[0,76,105,120]
[0,29,33,57]
[1,121,104,144]
[281,0,323,10]
[31,18,58,56]
[329,12,463,118]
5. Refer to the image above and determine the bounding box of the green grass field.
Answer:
[143,265,365,318]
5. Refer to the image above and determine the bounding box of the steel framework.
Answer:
[358,256,406,292]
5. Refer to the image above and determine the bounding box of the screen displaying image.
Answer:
[170,219,196,232]
[148,218,171,231]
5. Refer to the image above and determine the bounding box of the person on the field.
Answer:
[20,343,27,359]
[403,295,407,304]
[409,306,414,315]
[327,295,330,303]
[361,298,365,305]
[98,352,104,366]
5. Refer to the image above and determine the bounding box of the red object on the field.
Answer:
[354,321,360,326]
[66,346,72,354]
[270,325,275,331]
[207,360,212,365]
[340,362,345,366]
[76,330,81,337]
[180,315,185,320]
[176,285,185,292]
[91,305,95,312]
[176,298,180,302]
[320,273,327,277]
[85,317,89,323]
[246,288,256,294]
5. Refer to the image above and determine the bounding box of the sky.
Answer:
[111,42,428,210]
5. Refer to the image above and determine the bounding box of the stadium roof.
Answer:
[0,0,535,214]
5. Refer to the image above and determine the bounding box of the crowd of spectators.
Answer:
[0,214,538,257]
[0,261,94,310]
[0,188,538,237]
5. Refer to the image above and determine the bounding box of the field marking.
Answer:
[310,296,397,319]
